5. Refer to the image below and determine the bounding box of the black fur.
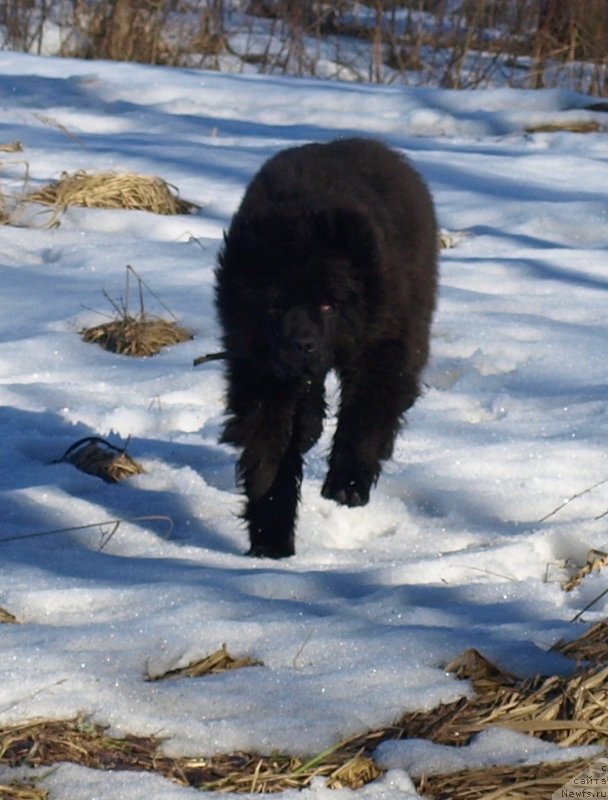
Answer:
[215,138,438,558]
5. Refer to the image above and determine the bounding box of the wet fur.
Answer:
[215,138,438,558]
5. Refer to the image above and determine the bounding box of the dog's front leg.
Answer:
[322,339,420,507]
[221,368,302,557]
[244,380,326,558]
[243,435,302,558]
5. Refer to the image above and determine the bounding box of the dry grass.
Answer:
[415,757,596,800]
[445,647,519,688]
[55,436,144,483]
[81,264,193,357]
[0,719,170,775]
[195,749,382,793]
[0,718,382,793]
[0,784,47,800]
[0,142,23,153]
[148,644,263,681]
[525,120,603,134]
[396,647,608,748]
[0,145,25,225]
[23,170,198,218]
[0,607,18,624]
[0,705,596,797]
[438,229,475,251]
[81,314,192,357]
[3,624,608,795]
[399,638,608,798]
[0,714,597,797]
[553,618,608,665]
[562,549,608,592]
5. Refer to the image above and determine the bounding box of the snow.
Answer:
[1,50,608,798]
[376,727,602,775]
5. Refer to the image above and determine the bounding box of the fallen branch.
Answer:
[193,350,233,367]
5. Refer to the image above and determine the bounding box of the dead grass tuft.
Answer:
[0,142,23,153]
[23,170,198,218]
[562,549,608,592]
[395,646,608,748]
[0,718,167,774]
[81,264,193,357]
[56,436,144,483]
[81,314,192,357]
[553,618,608,665]
[415,757,596,800]
[149,644,263,681]
[444,647,519,689]
[0,607,18,624]
[525,120,603,134]
[0,783,47,800]
[1,155,31,226]
[194,747,382,793]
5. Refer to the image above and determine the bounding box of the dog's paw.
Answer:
[321,471,371,507]
[247,540,295,559]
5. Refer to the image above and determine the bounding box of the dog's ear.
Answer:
[312,208,381,267]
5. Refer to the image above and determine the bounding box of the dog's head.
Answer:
[217,207,381,381]
[267,300,338,380]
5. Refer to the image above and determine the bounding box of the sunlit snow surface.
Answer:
[1,52,608,798]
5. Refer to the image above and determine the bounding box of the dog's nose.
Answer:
[291,334,317,355]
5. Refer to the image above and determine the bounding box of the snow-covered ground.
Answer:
[1,51,607,798]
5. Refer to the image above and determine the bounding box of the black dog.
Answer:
[215,138,438,558]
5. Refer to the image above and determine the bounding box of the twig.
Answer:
[571,586,608,622]
[292,629,314,669]
[0,679,68,713]
[32,113,84,146]
[126,264,179,321]
[193,350,232,367]
[53,435,126,463]
[99,520,122,551]
[451,564,516,582]
[0,516,174,546]
[102,287,125,318]
[186,234,207,249]
[539,477,608,523]
[96,265,179,324]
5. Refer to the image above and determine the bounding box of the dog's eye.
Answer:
[320,303,335,314]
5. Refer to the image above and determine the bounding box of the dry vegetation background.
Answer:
[0,0,607,94]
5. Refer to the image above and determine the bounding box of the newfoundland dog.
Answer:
[215,138,438,558]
